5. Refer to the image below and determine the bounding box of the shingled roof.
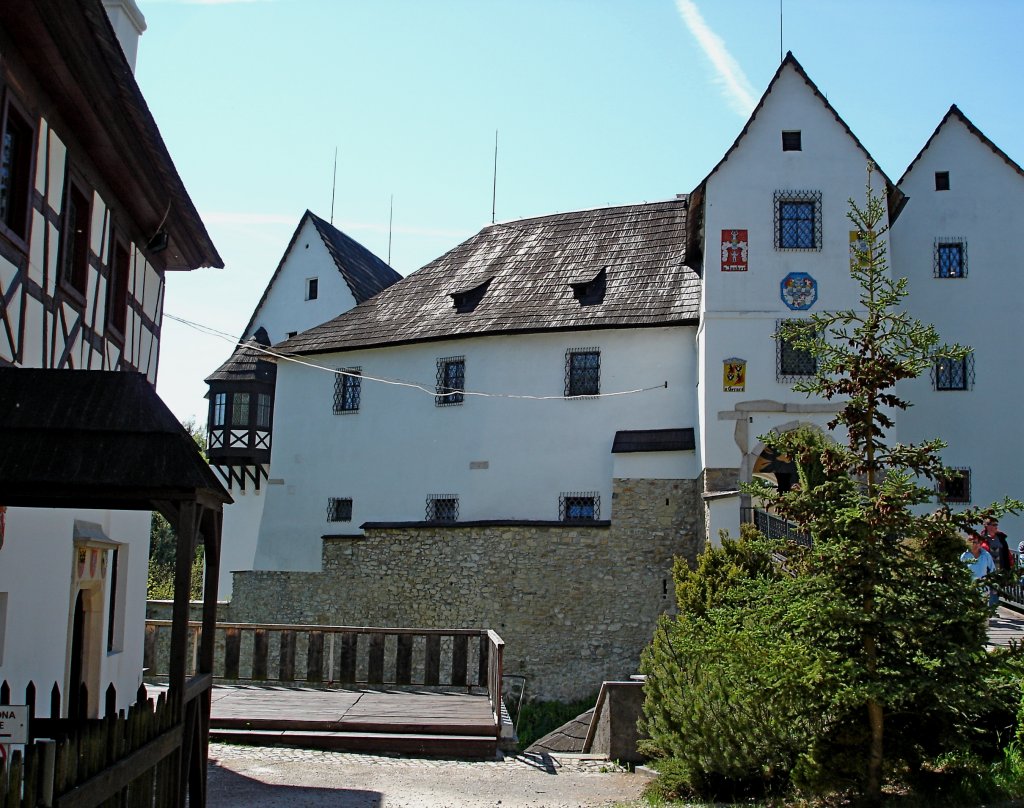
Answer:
[276,199,696,357]
[241,211,402,340]
[205,327,275,384]
[0,368,230,509]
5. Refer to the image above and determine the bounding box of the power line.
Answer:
[165,312,669,402]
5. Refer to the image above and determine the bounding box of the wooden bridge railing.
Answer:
[145,621,505,730]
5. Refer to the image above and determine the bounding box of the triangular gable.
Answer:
[240,210,400,340]
[897,104,1024,187]
[686,52,905,266]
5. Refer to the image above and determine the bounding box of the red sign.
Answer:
[721,229,748,271]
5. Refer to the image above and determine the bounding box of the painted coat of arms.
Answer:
[721,229,748,271]
[780,272,817,310]
[723,358,746,392]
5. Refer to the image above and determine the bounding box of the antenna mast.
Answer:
[330,146,338,225]
[388,194,394,266]
[491,130,498,224]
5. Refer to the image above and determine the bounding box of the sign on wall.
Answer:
[780,272,817,310]
[850,230,869,270]
[721,229,748,271]
[723,358,746,392]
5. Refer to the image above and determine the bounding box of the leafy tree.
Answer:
[641,169,1023,804]
[147,417,207,600]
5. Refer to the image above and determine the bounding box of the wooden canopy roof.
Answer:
[0,368,231,511]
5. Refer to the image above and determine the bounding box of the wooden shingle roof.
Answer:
[0,368,230,509]
[205,327,274,384]
[276,199,696,357]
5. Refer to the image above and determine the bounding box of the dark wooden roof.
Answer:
[897,104,1024,187]
[276,200,696,357]
[0,369,231,509]
[205,327,275,385]
[240,211,402,340]
[0,0,221,270]
[611,428,695,453]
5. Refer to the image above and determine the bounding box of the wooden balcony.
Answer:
[144,621,505,758]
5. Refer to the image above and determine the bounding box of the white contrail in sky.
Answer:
[674,0,757,116]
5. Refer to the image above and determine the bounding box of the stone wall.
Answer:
[229,478,703,700]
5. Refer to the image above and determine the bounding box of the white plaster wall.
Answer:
[0,507,150,716]
[893,116,1024,538]
[246,217,359,344]
[612,450,697,480]
[253,325,698,572]
[698,65,888,475]
[216,485,266,598]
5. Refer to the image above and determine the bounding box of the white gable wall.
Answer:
[698,65,890,534]
[251,325,698,572]
[245,216,359,344]
[893,117,1024,537]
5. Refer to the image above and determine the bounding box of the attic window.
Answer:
[450,277,492,313]
[782,131,802,151]
[306,277,319,300]
[570,267,607,306]
[935,171,950,191]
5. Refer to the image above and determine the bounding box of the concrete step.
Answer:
[211,716,493,736]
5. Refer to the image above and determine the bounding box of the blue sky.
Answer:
[135,0,1024,423]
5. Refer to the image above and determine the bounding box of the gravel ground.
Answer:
[207,742,647,808]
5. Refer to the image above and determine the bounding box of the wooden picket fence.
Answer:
[0,680,181,807]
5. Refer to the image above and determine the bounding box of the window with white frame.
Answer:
[933,354,974,391]
[426,495,459,523]
[774,190,822,250]
[934,238,967,278]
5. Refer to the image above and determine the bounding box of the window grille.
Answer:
[435,356,465,406]
[774,190,822,250]
[231,392,250,427]
[327,497,353,522]
[333,368,361,413]
[565,348,600,397]
[935,171,950,191]
[934,238,967,278]
[776,320,817,382]
[933,354,974,390]
[781,130,802,151]
[560,492,600,522]
[938,468,971,503]
[426,495,459,522]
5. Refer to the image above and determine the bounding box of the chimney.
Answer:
[102,0,147,73]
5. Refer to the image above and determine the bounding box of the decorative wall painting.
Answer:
[723,358,746,392]
[780,272,817,310]
[721,229,748,271]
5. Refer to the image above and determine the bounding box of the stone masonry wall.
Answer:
[229,478,703,700]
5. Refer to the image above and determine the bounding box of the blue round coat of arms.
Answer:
[780,272,817,310]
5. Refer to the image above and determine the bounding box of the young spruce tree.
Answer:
[754,166,1021,801]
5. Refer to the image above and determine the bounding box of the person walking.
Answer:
[981,518,1011,572]
[961,531,998,607]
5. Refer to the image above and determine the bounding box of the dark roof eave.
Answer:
[275,318,699,358]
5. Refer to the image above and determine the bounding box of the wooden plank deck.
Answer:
[148,683,499,757]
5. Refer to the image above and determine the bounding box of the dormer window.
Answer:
[782,130,802,151]
[306,277,318,300]
[935,171,950,191]
[570,267,606,306]
[450,276,492,313]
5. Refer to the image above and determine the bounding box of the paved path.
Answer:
[988,605,1024,648]
[207,743,647,808]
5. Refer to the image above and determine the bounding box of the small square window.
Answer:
[933,354,974,391]
[327,497,353,522]
[776,320,817,382]
[938,468,971,504]
[306,277,319,301]
[426,495,459,523]
[334,368,362,413]
[934,239,967,278]
[565,348,600,397]
[774,190,822,250]
[782,131,802,151]
[935,171,950,191]
[560,492,600,522]
[436,356,465,406]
